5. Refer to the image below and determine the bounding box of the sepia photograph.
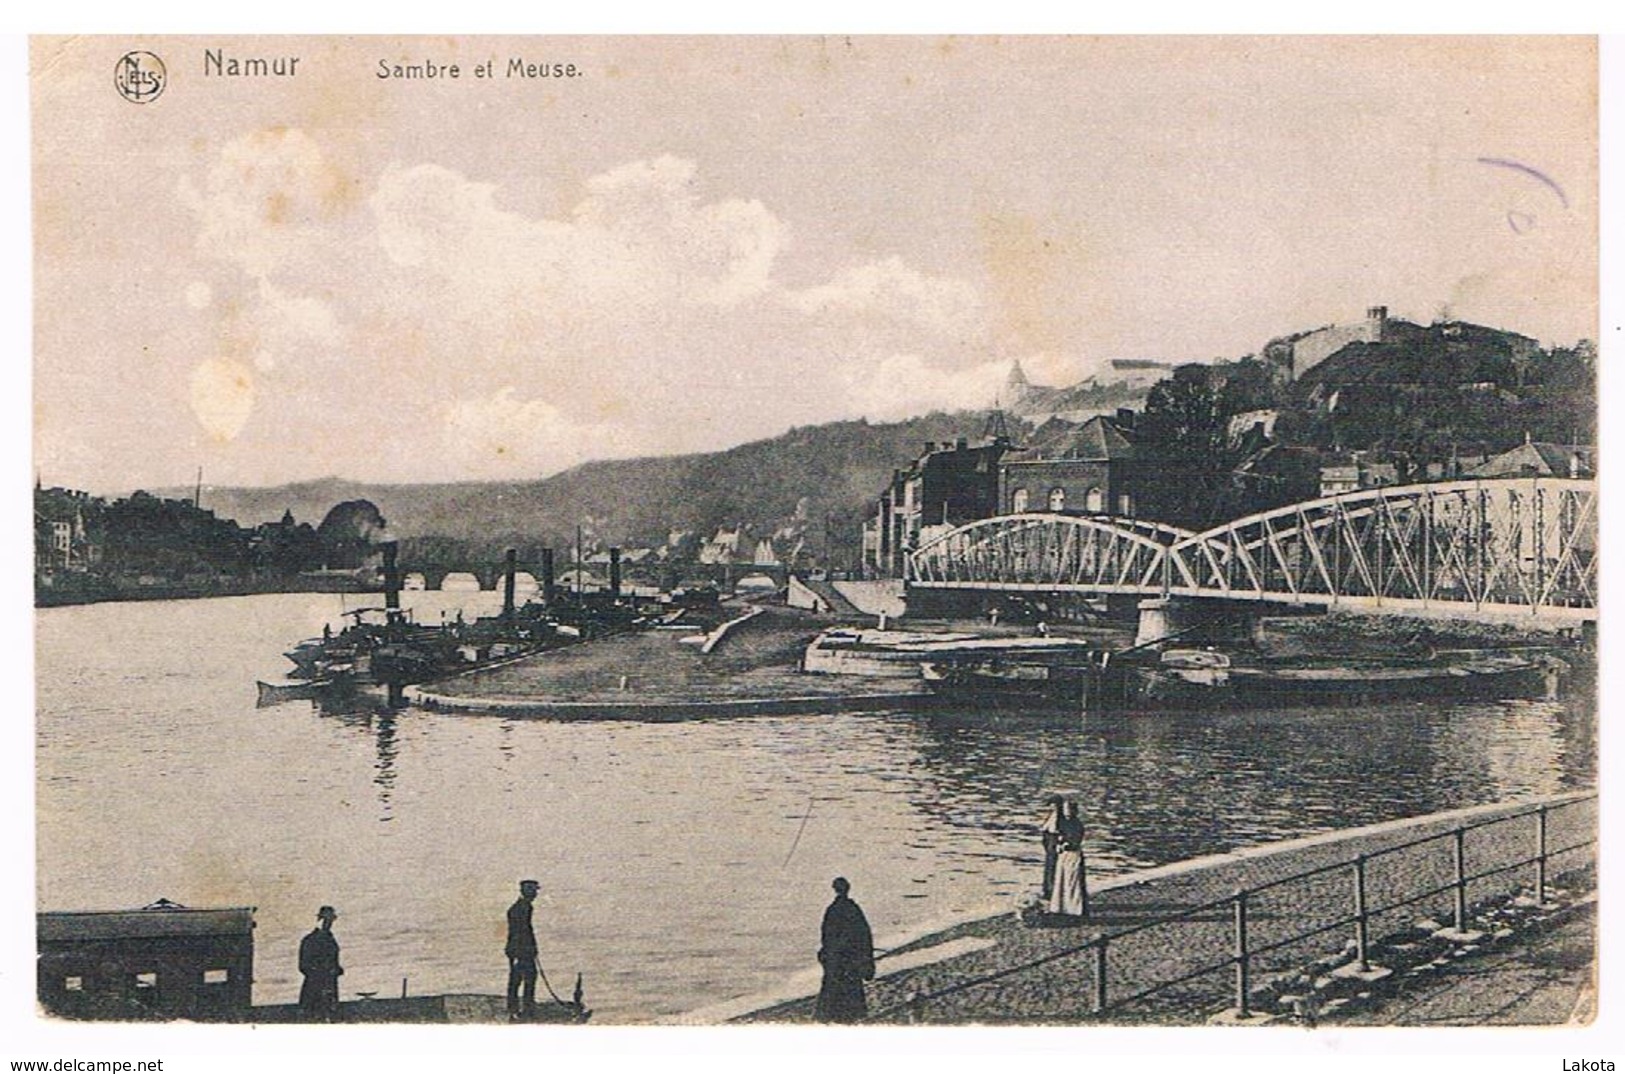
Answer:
[20,29,1605,1065]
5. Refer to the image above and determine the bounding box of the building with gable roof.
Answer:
[998,411,1145,518]
[1467,437,1595,480]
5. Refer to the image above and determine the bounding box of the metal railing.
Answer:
[871,793,1596,1023]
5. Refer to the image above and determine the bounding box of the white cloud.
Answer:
[181,144,1010,481]
[440,388,622,475]
[787,256,985,341]
[841,353,1013,421]
[570,155,785,306]
[372,163,512,269]
[179,129,357,385]
[371,153,787,318]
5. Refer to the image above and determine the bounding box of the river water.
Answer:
[35,593,1595,1023]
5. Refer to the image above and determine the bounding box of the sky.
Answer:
[31,35,1598,493]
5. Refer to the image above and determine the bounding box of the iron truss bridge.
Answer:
[906,477,1597,624]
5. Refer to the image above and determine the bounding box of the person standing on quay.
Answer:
[1039,795,1064,900]
[298,905,343,1021]
[1049,800,1089,918]
[506,879,541,1020]
[815,877,876,1023]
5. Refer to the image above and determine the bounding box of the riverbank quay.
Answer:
[725,792,1595,1026]
[35,574,374,607]
[407,606,931,716]
[1327,898,1595,1026]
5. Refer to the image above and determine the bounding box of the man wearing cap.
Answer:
[298,905,343,1021]
[815,877,875,1023]
[506,880,541,1019]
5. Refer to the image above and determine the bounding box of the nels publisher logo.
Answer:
[114,51,166,103]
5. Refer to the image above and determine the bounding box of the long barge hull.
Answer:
[924,659,1554,715]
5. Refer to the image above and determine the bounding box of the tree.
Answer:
[1136,359,1288,528]
[1139,363,1225,469]
[1215,357,1281,418]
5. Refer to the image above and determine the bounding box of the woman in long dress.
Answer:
[1048,800,1088,918]
[1039,795,1064,899]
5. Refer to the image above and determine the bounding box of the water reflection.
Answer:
[309,698,403,819]
[35,594,1596,1022]
[373,713,398,818]
[899,696,1588,871]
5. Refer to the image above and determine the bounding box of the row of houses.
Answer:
[861,409,1148,577]
[573,531,793,570]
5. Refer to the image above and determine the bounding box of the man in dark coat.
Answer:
[505,879,540,1019]
[297,905,343,1021]
[815,877,875,1023]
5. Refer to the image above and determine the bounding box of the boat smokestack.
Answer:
[540,548,556,606]
[382,541,401,617]
[609,547,622,600]
[502,548,517,623]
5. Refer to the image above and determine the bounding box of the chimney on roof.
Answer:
[1115,408,1136,430]
[956,437,968,451]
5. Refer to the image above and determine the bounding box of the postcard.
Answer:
[24,32,1602,1069]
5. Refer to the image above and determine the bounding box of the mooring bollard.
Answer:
[1536,805,1549,905]
[1093,939,1108,1013]
[1453,827,1469,930]
[1353,854,1370,973]
[1233,889,1251,1018]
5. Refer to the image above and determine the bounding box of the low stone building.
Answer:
[998,413,1144,518]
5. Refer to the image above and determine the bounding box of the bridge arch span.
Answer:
[909,512,1188,594]
[1166,477,1596,621]
[906,477,1596,624]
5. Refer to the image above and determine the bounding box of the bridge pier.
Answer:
[1135,598,1194,647]
[1136,597,1273,647]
